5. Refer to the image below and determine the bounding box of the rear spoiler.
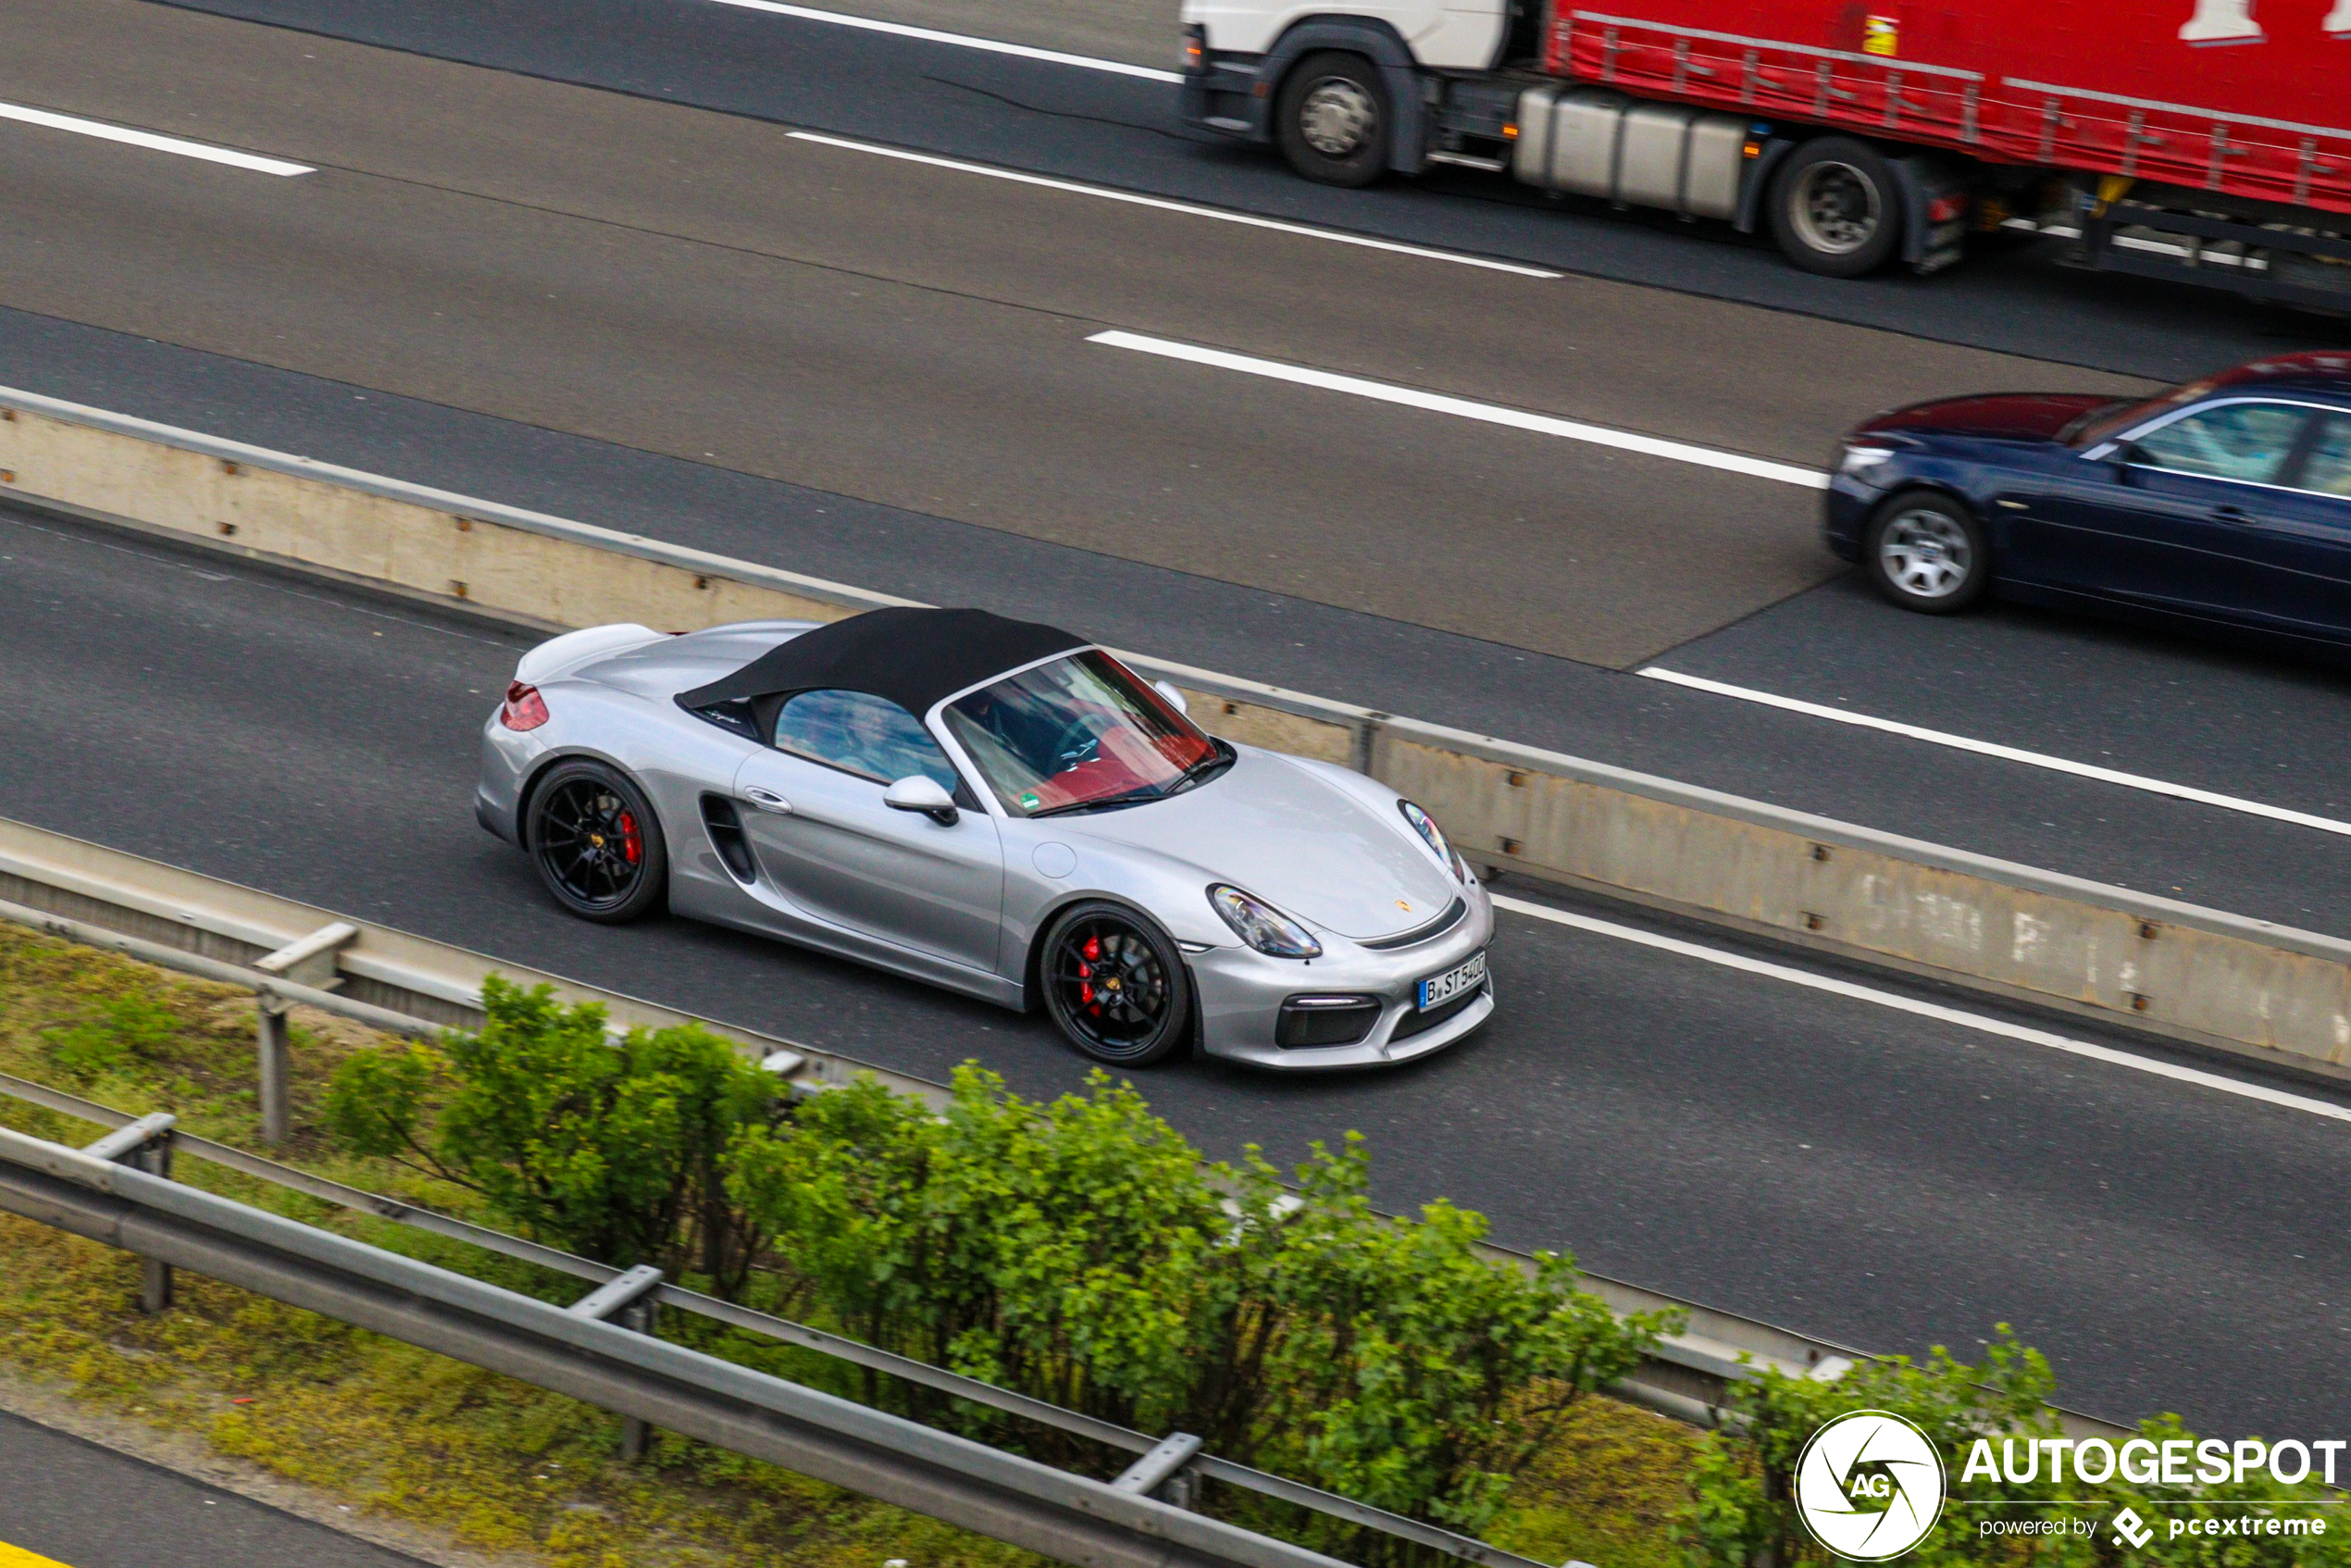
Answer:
[513,623,665,684]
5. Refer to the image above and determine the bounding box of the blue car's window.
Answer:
[2131,402,2307,485]
[772,689,958,790]
[2298,416,2351,500]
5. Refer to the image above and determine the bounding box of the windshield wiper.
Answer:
[1029,787,1163,818]
[1029,744,1234,816]
[1168,740,1236,794]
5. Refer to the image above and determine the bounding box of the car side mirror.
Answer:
[1151,679,1189,716]
[2108,441,2146,472]
[884,775,959,824]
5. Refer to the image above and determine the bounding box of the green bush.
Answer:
[326,977,781,1294]
[730,1065,1673,1559]
[1685,1328,2350,1565]
[727,1064,1220,1437]
[324,982,1671,1559]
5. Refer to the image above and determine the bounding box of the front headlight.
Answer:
[1207,885,1323,959]
[1399,800,1464,882]
[1839,442,1897,474]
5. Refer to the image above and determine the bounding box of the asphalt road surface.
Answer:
[0,1411,430,1568]
[137,0,2347,378]
[6,1,2351,941]
[5,0,2351,1442]
[4,501,2347,1438]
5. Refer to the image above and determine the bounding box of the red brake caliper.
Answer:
[618,811,643,865]
[1080,934,1101,1012]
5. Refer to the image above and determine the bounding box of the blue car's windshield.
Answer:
[2065,378,2219,448]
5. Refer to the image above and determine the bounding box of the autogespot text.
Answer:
[1960,1435,2348,1488]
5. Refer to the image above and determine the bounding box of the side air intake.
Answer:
[700,794,758,883]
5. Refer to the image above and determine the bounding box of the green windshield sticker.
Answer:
[1020,791,1041,810]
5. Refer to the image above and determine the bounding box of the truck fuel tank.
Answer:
[1513,83,1746,220]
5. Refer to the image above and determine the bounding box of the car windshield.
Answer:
[2065,377,2220,448]
[942,651,1221,816]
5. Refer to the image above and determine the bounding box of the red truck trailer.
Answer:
[1179,0,2351,304]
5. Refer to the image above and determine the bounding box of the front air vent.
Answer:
[1275,995,1383,1049]
[700,794,758,883]
[1358,898,1468,952]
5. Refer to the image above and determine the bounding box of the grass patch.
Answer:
[0,921,1695,1567]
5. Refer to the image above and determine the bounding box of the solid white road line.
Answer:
[0,100,313,176]
[1639,666,2351,840]
[787,132,1564,277]
[785,131,1561,276]
[702,0,1184,81]
[1088,330,1830,486]
[1492,891,2351,1125]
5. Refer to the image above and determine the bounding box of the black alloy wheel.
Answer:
[1770,136,1904,278]
[1275,51,1390,188]
[528,761,669,923]
[1039,902,1192,1065]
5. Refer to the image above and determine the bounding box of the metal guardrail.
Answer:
[0,810,1882,1419]
[0,1069,1560,1567]
[0,813,2135,1440]
[0,1121,1372,1568]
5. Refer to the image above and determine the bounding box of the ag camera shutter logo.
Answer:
[1795,1411,1947,1561]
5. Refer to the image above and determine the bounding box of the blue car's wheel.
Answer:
[1040,902,1191,1065]
[1865,492,1988,614]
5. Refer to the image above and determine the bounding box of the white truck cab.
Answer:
[1179,0,1522,190]
[1183,0,1506,68]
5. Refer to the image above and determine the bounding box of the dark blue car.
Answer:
[1824,353,2351,653]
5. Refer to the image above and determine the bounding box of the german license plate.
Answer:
[1416,951,1487,1011]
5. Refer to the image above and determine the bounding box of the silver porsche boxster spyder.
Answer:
[475,607,1494,1068]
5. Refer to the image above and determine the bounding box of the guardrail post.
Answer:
[567,1264,665,1461]
[618,1292,660,1462]
[250,923,358,1149]
[139,1133,174,1313]
[256,997,292,1148]
[1350,714,1387,777]
[1113,1432,1203,1508]
[82,1113,178,1312]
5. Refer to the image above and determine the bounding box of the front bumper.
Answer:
[1822,468,1896,561]
[1181,34,1269,142]
[1188,886,1497,1069]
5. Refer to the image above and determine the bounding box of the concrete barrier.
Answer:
[6,384,2349,1083]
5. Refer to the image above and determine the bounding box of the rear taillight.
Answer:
[500,680,549,731]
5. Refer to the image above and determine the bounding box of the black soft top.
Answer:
[678,606,1087,717]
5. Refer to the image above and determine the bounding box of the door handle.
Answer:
[2212,504,2254,524]
[740,786,793,815]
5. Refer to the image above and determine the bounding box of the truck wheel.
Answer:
[1275,52,1389,187]
[1771,137,1903,278]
